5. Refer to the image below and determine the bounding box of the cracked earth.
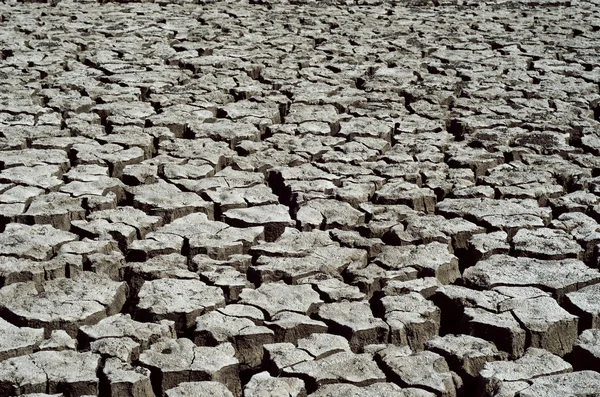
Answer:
[0,0,599,396]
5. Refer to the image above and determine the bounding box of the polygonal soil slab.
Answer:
[516,371,600,397]
[0,223,78,261]
[377,348,460,397]
[165,381,234,397]
[571,329,600,371]
[374,242,460,284]
[0,272,127,337]
[102,358,154,397]
[78,313,176,351]
[317,301,389,352]
[135,278,225,334]
[284,351,386,393]
[377,292,440,351]
[238,282,322,320]
[478,347,572,397]
[0,254,82,287]
[138,338,240,396]
[194,310,274,369]
[131,181,214,223]
[0,317,44,361]
[436,198,552,235]
[311,383,435,397]
[463,255,600,302]
[0,350,101,396]
[244,371,306,397]
[565,282,600,329]
[222,204,294,242]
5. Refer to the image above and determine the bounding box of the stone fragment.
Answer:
[549,190,600,214]
[432,286,527,358]
[122,163,158,186]
[87,207,163,239]
[296,199,365,231]
[0,165,64,191]
[0,185,43,205]
[551,211,600,264]
[345,262,418,299]
[391,214,485,250]
[190,120,260,148]
[203,184,279,215]
[285,103,338,125]
[329,229,383,258]
[147,105,214,137]
[126,254,197,294]
[249,229,334,258]
[251,243,365,285]
[60,176,125,203]
[299,275,365,302]
[0,148,69,171]
[158,139,234,171]
[161,161,215,182]
[127,232,185,261]
[72,143,145,178]
[189,225,264,259]
[71,218,137,252]
[194,256,252,302]
[466,231,510,263]
[446,146,504,177]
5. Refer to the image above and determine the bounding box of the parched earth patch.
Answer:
[0,0,599,396]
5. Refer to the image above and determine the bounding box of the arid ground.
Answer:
[0,0,599,396]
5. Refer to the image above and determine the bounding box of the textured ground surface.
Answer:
[0,0,600,396]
